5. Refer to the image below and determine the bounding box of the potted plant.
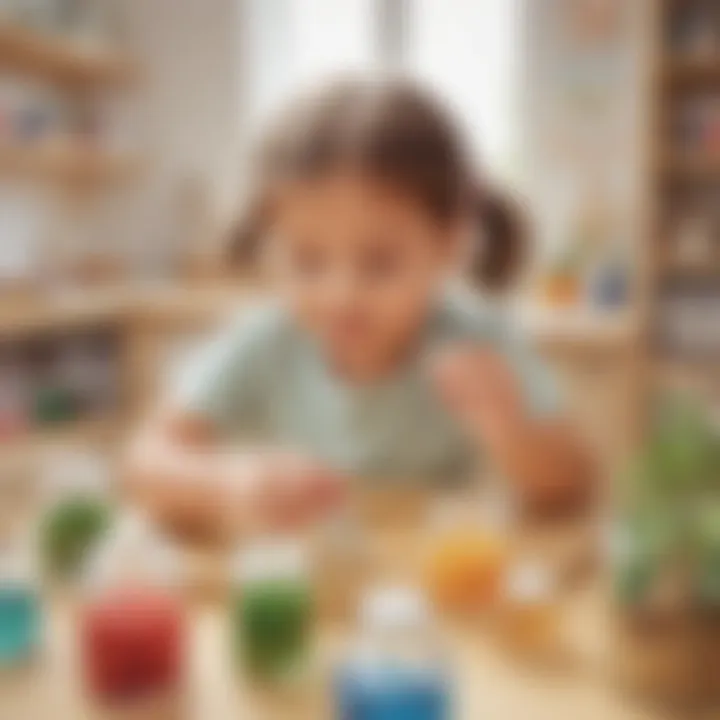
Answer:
[612,397,720,707]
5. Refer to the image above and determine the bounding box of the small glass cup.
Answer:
[231,539,314,684]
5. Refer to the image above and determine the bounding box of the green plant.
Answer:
[615,395,720,609]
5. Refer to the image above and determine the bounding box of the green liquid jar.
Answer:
[40,497,111,579]
[232,542,313,682]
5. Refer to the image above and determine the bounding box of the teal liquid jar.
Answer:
[334,586,452,720]
[232,541,313,683]
[0,544,41,667]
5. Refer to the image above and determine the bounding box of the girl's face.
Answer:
[268,172,456,379]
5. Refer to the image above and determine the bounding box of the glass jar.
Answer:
[79,513,187,706]
[423,493,512,615]
[335,585,452,720]
[232,539,313,683]
[497,561,561,655]
[38,451,113,580]
[0,538,41,668]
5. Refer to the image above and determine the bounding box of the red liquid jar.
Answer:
[81,585,186,704]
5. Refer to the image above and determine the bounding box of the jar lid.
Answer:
[233,539,308,583]
[360,585,430,633]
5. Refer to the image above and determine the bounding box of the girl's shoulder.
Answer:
[434,284,508,345]
[218,298,302,360]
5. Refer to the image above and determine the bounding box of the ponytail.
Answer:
[468,187,526,293]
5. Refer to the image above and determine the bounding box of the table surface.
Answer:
[0,593,663,720]
[0,502,684,720]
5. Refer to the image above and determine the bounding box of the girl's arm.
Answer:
[125,407,344,538]
[434,349,596,516]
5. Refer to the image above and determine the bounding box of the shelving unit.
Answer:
[0,17,145,455]
[644,1,720,404]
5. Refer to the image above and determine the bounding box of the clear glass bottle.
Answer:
[231,539,314,683]
[0,535,41,668]
[79,512,188,706]
[335,585,452,720]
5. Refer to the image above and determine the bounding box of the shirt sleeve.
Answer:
[442,288,562,418]
[170,306,274,436]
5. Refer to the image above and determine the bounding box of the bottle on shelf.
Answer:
[335,585,452,720]
[0,351,30,440]
[231,538,314,684]
[79,511,188,708]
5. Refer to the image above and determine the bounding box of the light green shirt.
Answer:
[173,290,558,485]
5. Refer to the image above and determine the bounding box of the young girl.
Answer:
[129,79,592,532]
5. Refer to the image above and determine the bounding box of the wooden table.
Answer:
[0,592,665,720]
[0,498,677,720]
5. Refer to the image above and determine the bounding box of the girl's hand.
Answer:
[220,451,347,531]
[432,346,526,448]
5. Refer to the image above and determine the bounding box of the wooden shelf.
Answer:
[661,152,720,178]
[663,56,720,84]
[0,284,257,338]
[520,306,638,354]
[0,21,135,87]
[0,143,140,185]
[0,417,120,462]
[0,290,127,338]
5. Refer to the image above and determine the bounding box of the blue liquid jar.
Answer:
[0,547,40,667]
[335,586,451,720]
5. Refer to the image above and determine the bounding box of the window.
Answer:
[242,0,519,171]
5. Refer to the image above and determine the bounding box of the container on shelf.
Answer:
[0,535,41,668]
[334,585,452,720]
[231,539,314,684]
[0,351,30,440]
[79,512,188,707]
[54,334,117,417]
[38,450,113,580]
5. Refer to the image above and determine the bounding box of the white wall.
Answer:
[121,0,246,270]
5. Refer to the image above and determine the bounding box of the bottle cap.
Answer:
[361,585,430,634]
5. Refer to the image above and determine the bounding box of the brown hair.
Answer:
[230,78,525,292]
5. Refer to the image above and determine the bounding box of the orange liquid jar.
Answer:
[425,528,508,613]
